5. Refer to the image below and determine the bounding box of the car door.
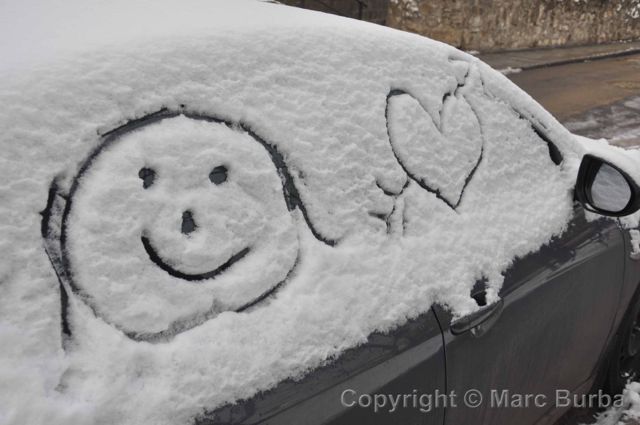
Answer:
[437,202,625,425]
[195,308,446,425]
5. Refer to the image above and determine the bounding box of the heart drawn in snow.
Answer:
[385,90,483,209]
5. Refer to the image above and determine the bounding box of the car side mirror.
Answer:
[575,154,640,217]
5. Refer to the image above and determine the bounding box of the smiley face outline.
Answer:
[41,107,337,343]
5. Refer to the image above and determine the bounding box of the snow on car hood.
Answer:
[0,0,619,424]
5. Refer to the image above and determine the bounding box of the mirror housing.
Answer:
[575,154,640,217]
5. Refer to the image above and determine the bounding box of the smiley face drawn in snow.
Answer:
[42,112,335,342]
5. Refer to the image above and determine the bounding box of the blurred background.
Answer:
[281,0,639,51]
[280,0,640,147]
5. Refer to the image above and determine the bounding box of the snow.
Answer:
[627,0,640,19]
[390,0,421,18]
[498,67,523,75]
[565,96,640,148]
[587,382,640,425]
[0,0,638,424]
[630,229,640,259]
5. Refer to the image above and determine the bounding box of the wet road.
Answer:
[506,54,640,147]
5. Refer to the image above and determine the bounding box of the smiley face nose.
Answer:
[181,210,197,235]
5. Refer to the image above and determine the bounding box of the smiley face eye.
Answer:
[209,165,228,185]
[138,167,156,189]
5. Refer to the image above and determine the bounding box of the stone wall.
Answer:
[279,0,390,25]
[387,0,640,52]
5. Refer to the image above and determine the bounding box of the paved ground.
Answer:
[505,53,640,148]
[478,40,640,71]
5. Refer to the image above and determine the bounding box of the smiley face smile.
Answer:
[140,232,250,281]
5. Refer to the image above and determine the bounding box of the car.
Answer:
[2,1,640,425]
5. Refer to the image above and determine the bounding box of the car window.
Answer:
[3,6,581,422]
